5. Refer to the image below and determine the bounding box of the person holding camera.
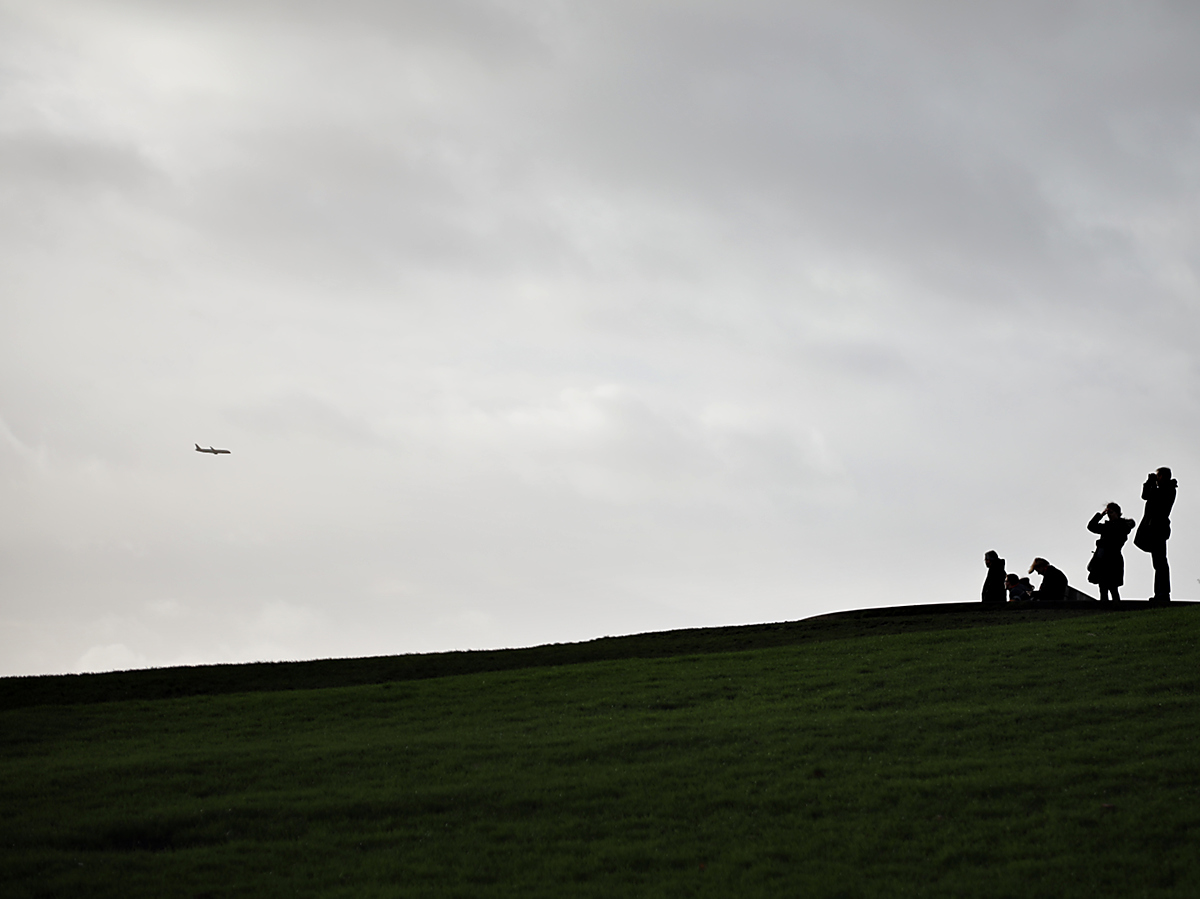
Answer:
[1086,502,1135,602]
[1134,467,1177,603]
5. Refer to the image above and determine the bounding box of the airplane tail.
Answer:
[195,443,201,451]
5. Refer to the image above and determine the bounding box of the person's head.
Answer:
[1157,467,1172,482]
[984,550,999,565]
[1029,557,1049,575]
[1106,502,1122,518]
[1005,574,1019,587]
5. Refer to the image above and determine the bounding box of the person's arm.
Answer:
[1087,512,1105,535]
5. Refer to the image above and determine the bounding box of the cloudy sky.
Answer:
[3,0,1198,677]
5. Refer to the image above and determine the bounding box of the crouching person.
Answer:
[1006,573,1034,602]
[1029,558,1068,602]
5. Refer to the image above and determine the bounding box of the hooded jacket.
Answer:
[982,556,1007,603]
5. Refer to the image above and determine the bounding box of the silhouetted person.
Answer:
[1029,557,1067,602]
[1087,502,1135,602]
[1134,467,1176,603]
[982,550,1007,603]
[1005,573,1034,602]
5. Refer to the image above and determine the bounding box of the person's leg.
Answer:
[1099,585,1110,602]
[1111,585,1121,601]
[1151,543,1171,601]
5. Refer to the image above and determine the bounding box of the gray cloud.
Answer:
[2,0,1199,675]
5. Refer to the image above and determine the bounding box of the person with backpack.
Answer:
[1134,468,1177,603]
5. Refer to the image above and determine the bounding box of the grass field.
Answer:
[3,604,1200,897]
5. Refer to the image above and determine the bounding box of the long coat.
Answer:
[1087,513,1134,587]
[1134,476,1177,551]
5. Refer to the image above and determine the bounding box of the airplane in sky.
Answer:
[195,444,231,455]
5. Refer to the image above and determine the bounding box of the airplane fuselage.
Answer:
[195,444,231,454]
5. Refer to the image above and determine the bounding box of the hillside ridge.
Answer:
[2,600,1192,710]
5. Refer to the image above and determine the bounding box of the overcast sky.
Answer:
[3,0,1198,677]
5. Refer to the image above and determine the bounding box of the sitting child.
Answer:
[1006,574,1035,602]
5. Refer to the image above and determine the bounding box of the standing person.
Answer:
[1134,467,1177,603]
[1029,558,1068,602]
[1087,503,1135,602]
[982,550,1007,603]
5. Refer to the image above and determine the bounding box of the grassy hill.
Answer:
[3,603,1199,897]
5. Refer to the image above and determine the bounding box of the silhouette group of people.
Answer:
[982,467,1177,604]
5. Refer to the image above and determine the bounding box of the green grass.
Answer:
[0,603,1109,710]
[3,606,1200,897]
